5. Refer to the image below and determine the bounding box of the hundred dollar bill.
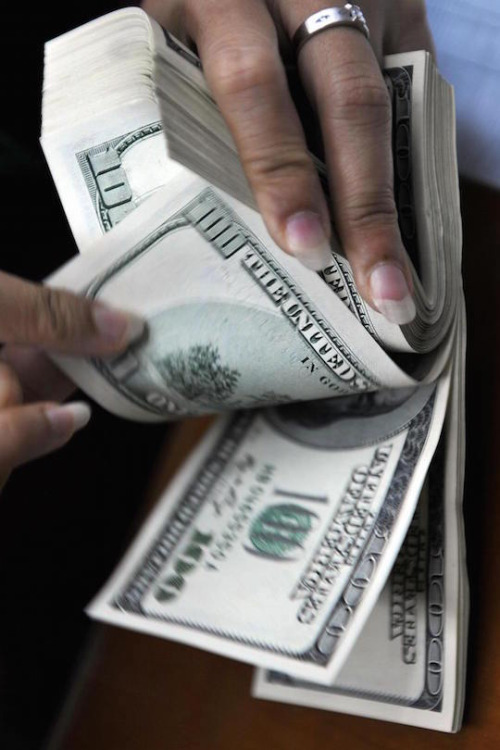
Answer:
[39,9,467,727]
[41,10,462,355]
[47,179,452,421]
[86,343,451,684]
[253,303,467,730]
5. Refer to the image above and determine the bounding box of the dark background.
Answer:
[1,4,499,749]
[0,4,168,748]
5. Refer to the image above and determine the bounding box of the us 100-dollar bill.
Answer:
[42,9,461,356]
[253,307,467,731]
[85,346,450,685]
[41,8,467,730]
[48,180,450,421]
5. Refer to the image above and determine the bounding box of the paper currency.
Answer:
[40,8,468,732]
[86,345,450,686]
[253,305,467,732]
[48,179,452,420]
[41,9,461,356]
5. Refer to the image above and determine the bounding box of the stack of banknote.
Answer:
[41,8,468,732]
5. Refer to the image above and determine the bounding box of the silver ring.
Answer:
[293,5,370,54]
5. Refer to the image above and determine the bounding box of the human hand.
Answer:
[141,0,434,324]
[0,270,143,489]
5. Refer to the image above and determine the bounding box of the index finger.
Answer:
[185,0,333,270]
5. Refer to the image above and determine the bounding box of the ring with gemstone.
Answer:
[293,5,370,54]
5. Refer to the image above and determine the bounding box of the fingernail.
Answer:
[92,304,145,346]
[46,401,92,437]
[285,211,332,271]
[370,263,416,325]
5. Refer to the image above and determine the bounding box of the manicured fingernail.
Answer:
[285,211,332,271]
[92,304,145,346]
[370,263,416,325]
[46,401,92,436]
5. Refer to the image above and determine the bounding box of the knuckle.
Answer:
[323,64,391,128]
[244,140,314,186]
[33,287,75,343]
[343,185,398,230]
[207,42,278,99]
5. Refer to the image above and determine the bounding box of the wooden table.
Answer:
[48,180,500,749]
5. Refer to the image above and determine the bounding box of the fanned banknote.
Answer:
[47,180,452,420]
[253,305,467,732]
[85,329,450,686]
[41,8,461,356]
[41,8,468,732]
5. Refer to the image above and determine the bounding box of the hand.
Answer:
[142,0,435,324]
[0,270,144,490]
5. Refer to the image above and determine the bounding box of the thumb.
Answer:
[0,271,145,356]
